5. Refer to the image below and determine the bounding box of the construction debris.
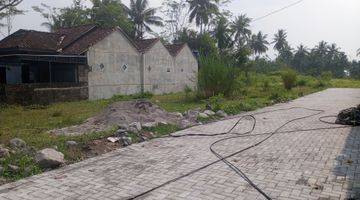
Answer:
[336,105,360,126]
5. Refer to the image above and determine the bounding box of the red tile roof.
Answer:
[165,43,186,56]
[134,38,159,53]
[55,24,96,49]
[0,29,62,52]
[60,27,117,55]
[0,25,189,57]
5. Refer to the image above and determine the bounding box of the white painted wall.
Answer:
[174,45,198,92]
[87,31,141,100]
[143,41,175,94]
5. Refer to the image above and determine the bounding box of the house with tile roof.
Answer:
[0,25,198,104]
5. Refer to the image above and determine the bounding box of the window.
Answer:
[167,68,170,72]
[99,63,105,71]
[122,64,128,71]
[147,66,151,71]
[181,68,184,72]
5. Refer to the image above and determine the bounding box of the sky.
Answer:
[3,0,360,60]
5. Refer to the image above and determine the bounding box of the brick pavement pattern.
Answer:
[1,88,360,200]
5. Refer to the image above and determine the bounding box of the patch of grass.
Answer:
[143,124,180,137]
[1,152,42,181]
[151,92,205,113]
[330,79,360,88]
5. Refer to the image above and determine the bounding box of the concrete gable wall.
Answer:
[87,31,141,100]
[143,41,175,94]
[174,45,198,92]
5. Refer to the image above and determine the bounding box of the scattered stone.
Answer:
[7,165,19,173]
[129,122,142,132]
[142,122,158,128]
[173,112,183,118]
[216,110,228,118]
[198,113,209,118]
[35,148,65,169]
[0,146,10,158]
[65,141,78,147]
[184,110,200,119]
[107,137,120,143]
[158,121,168,126]
[203,110,216,116]
[9,138,26,149]
[180,119,192,129]
[121,137,132,146]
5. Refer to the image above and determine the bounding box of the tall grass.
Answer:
[198,56,237,98]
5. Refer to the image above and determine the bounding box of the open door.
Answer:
[0,67,5,84]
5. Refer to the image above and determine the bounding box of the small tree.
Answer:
[281,69,297,90]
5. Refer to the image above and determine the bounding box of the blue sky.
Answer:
[5,0,360,60]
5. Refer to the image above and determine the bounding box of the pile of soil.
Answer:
[49,100,187,136]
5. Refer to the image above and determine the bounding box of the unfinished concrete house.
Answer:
[0,25,198,104]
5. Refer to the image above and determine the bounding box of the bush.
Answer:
[297,78,307,86]
[317,71,332,87]
[198,55,237,98]
[208,93,224,111]
[262,78,271,91]
[281,69,297,90]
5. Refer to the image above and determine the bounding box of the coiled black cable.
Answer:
[127,107,350,200]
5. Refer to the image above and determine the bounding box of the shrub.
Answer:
[208,93,224,111]
[297,78,307,86]
[317,71,332,87]
[281,69,297,90]
[262,78,271,91]
[198,55,237,98]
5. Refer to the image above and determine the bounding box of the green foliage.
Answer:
[208,93,224,111]
[198,55,237,98]
[281,69,297,90]
[143,123,180,136]
[1,152,42,181]
[110,92,153,102]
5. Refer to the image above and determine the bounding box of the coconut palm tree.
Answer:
[313,41,328,56]
[188,0,218,34]
[273,29,288,52]
[230,14,251,48]
[212,15,232,52]
[125,0,163,39]
[249,31,269,56]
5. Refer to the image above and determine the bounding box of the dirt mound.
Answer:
[49,100,186,136]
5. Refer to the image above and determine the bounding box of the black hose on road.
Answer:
[127,107,352,200]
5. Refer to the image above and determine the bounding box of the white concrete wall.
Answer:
[87,31,141,100]
[143,41,175,94]
[174,45,198,92]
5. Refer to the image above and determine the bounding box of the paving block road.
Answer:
[0,88,360,200]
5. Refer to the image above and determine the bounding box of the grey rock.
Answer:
[0,146,10,158]
[35,148,65,169]
[129,122,142,131]
[173,112,183,118]
[107,137,120,143]
[180,119,192,129]
[9,138,26,149]
[198,113,209,118]
[204,110,216,116]
[142,122,158,128]
[184,110,200,119]
[8,165,19,173]
[158,121,168,126]
[65,141,78,147]
[115,129,128,137]
[128,127,139,133]
[121,137,132,146]
[216,110,228,118]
